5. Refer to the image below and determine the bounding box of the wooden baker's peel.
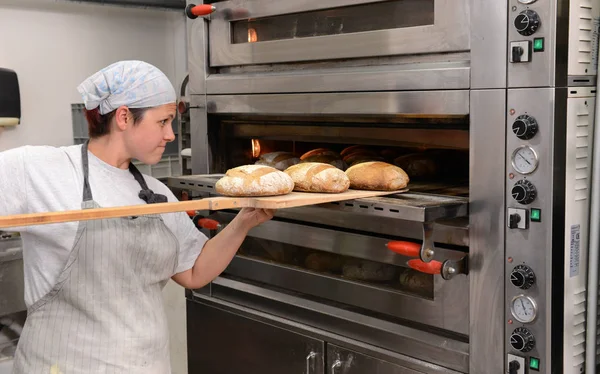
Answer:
[0,188,408,229]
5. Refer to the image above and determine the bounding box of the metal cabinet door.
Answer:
[187,300,324,374]
[327,345,426,374]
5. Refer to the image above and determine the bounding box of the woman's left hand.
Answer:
[233,207,275,233]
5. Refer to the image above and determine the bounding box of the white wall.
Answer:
[0,0,188,151]
[0,2,189,373]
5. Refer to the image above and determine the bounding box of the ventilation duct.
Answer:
[67,0,186,10]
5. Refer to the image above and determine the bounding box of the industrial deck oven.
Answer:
[169,0,600,373]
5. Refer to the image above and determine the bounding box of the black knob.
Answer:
[510,327,535,352]
[510,265,536,289]
[509,360,521,374]
[514,10,541,36]
[512,180,537,204]
[512,115,538,140]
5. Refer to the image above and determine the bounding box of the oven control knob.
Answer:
[514,10,541,36]
[510,265,536,289]
[512,115,538,140]
[511,180,537,204]
[510,327,535,352]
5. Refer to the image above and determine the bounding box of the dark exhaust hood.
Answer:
[67,0,185,10]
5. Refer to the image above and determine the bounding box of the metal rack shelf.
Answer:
[167,174,468,223]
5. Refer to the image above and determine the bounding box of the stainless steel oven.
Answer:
[172,0,600,373]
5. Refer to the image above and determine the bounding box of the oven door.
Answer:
[207,0,470,67]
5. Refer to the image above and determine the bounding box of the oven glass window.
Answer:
[231,0,435,44]
[236,238,434,299]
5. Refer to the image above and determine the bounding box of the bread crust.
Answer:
[215,164,294,196]
[345,161,409,191]
[284,162,350,193]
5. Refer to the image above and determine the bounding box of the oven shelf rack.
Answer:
[167,174,468,223]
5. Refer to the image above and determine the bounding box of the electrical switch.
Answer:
[507,354,525,374]
[508,208,529,229]
[510,41,532,63]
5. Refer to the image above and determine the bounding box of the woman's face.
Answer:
[124,103,177,165]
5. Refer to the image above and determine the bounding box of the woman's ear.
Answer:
[114,106,130,131]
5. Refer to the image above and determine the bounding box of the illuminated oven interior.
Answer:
[208,114,469,303]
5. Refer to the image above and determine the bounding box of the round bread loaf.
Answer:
[255,152,300,171]
[345,161,409,191]
[284,162,350,193]
[393,153,438,179]
[300,148,340,160]
[301,154,347,170]
[215,164,294,196]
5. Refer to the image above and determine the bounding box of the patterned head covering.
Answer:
[77,60,176,115]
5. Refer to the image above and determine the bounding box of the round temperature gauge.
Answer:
[511,146,539,174]
[511,295,538,323]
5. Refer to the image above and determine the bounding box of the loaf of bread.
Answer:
[345,161,409,191]
[215,165,294,196]
[301,154,347,170]
[393,153,438,179]
[284,162,350,193]
[341,145,369,157]
[300,148,340,160]
[342,259,398,282]
[255,152,300,171]
[304,252,345,272]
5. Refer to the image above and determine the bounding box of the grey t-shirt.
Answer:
[0,144,207,307]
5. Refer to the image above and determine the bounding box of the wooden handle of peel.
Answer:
[0,198,244,229]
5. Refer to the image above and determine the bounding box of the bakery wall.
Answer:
[0,2,189,373]
[0,0,187,152]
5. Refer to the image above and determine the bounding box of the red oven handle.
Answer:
[196,218,220,230]
[407,259,443,275]
[186,4,216,19]
[386,241,421,258]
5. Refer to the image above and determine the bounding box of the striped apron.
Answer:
[12,141,179,374]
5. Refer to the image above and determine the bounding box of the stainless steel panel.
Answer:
[507,0,569,88]
[206,64,470,94]
[561,88,595,373]
[186,0,208,96]
[470,0,507,89]
[206,277,469,372]
[327,345,425,374]
[0,238,25,317]
[212,211,466,268]
[567,0,600,78]
[224,256,469,335]
[186,299,325,374]
[189,107,210,174]
[207,91,470,116]
[505,88,567,373]
[469,90,506,374]
[208,0,470,67]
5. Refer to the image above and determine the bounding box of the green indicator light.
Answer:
[529,357,540,371]
[533,38,544,52]
[530,208,541,222]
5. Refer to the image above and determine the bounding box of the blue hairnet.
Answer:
[77,60,176,115]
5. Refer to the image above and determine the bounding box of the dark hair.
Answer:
[84,107,149,138]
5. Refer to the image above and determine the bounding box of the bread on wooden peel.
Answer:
[284,162,350,193]
[254,152,300,171]
[345,161,409,191]
[215,165,294,197]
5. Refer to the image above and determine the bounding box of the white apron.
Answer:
[12,142,179,374]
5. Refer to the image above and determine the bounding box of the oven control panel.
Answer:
[507,0,556,88]
[505,88,555,373]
